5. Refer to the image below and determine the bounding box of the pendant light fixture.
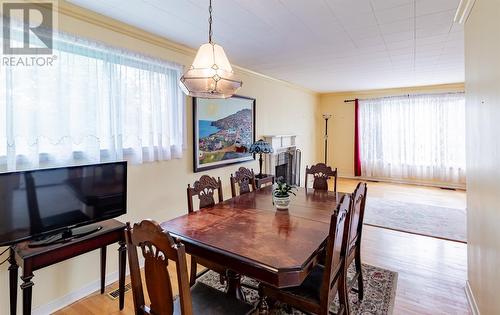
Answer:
[179,0,242,99]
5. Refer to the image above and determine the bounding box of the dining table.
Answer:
[161,185,345,303]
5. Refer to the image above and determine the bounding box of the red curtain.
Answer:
[354,99,362,176]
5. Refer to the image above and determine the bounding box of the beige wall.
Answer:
[465,0,500,313]
[318,83,465,177]
[0,2,319,313]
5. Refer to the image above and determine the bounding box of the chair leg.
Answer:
[190,256,197,287]
[340,263,350,315]
[355,248,364,301]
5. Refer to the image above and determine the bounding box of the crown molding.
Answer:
[57,1,195,56]
[319,82,465,97]
[465,280,480,315]
[454,0,476,24]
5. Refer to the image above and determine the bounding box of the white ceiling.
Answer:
[68,0,464,92]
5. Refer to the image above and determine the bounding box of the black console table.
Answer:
[9,219,127,315]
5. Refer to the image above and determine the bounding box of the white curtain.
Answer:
[0,22,185,172]
[359,93,466,185]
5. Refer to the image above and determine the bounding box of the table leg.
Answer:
[100,247,107,294]
[257,285,269,315]
[20,272,34,315]
[9,249,18,315]
[118,240,126,310]
[226,269,246,301]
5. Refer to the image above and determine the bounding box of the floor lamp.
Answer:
[322,114,332,164]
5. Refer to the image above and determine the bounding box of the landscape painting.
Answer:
[193,95,256,172]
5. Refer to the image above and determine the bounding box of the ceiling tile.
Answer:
[348,26,381,40]
[374,3,414,24]
[371,0,411,11]
[416,0,461,16]
[384,31,414,43]
[337,11,378,28]
[326,0,373,14]
[416,24,450,38]
[379,19,412,35]
[355,36,386,48]
[418,9,454,23]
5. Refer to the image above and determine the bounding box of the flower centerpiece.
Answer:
[273,178,297,210]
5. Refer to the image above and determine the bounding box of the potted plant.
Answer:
[273,178,297,210]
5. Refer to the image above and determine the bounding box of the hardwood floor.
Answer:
[56,179,469,315]
[336,178,466,209]
[364,226,468,314]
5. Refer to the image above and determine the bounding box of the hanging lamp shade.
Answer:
[179,0,242,99]
[180,43,242,99]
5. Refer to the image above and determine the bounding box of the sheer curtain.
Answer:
[358,93,466,186]
[0,22,185,172]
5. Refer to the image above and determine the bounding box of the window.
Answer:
[0,23,185,171]
[358,93,466,185]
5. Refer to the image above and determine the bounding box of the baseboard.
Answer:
[32,259,144,315]
[32,269,121,315]
[339,175,466,190]
[465,280,480,315]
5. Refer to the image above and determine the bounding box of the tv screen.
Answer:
[0,162,127,246]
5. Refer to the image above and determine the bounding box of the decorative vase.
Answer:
[273,195,291,210]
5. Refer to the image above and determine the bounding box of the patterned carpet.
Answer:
[198,263,398,314]
[364,197,467,243]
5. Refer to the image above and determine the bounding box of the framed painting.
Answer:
[193,95,256,172]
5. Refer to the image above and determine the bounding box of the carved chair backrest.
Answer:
[305,163,338,192]
[348,182,367,254]
[320,194,352,313]
[187,175,224,213]
[125,220,193,315]
[230,167,257,197]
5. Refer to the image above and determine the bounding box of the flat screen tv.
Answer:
[0,161,127,246]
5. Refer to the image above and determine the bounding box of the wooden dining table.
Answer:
[161,185,345,301]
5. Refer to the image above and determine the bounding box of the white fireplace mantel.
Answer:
[262,135,297,175]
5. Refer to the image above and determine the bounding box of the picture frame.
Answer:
[193,95,256,173]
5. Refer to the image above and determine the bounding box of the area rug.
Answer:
[198,263,398,315]
[364,197,467,243]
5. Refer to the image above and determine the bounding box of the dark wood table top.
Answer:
[161,186,345,288]
[222,186,345,224]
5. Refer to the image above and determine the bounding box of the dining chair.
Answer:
[258,194,352,315]
[187,175,223,213]
[125,220,255,315]
[230,167,257,198]
[345,182,367,301]
[186,175,226,286]
[305,163,338,192]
